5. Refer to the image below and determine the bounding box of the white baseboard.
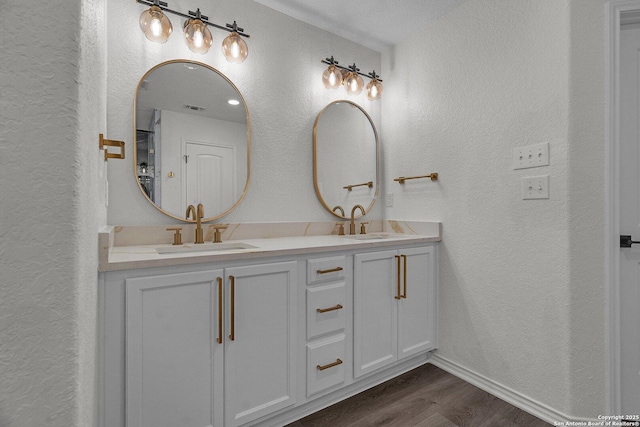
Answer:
[429,354,593,425]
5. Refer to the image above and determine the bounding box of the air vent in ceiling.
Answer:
[184,104,206,111]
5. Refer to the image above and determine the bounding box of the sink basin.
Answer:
[344,232,408,240]
[156,242,257,254]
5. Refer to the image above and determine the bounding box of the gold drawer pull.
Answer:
[316,304,343,313]
[217,277,223,344]
[317,267,344,275]
[395,255,402,300]
[229,276,235,341]
[401,254,407,299]
[317,358,343,371]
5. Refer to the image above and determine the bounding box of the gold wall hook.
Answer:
[99,134,125,161]
[394,173,438,184]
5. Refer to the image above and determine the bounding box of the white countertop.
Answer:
[99,233,440,272]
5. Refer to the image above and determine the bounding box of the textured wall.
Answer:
[382,0,606,418]
[566,0,606,417]
[0,0,106,426]
[106,0,382,225]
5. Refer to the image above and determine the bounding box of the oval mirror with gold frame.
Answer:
[313,100,379,218]
[134,60,250,222]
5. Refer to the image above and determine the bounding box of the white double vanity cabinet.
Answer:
[99,232,439,427]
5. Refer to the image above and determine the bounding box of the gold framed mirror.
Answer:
[313,100,379,218]
[134,60,250,222]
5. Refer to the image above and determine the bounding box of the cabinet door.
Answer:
[224,261,297,426]
[398,246,437,359]
[126,270,224,427]
[353,250,398,378]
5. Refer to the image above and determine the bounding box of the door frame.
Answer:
[605,0,640,414]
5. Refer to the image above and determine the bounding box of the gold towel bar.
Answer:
[343,181,373,191]
[394,173,438,183]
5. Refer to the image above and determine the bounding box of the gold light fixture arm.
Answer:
[394,173,438,184]
[99,134,125,161]
[343,181,373,191]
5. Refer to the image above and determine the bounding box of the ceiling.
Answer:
[253,0,469,52]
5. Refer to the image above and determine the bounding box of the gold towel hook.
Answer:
[99,134,125,161]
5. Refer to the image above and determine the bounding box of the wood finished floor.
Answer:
[285,364,550,427]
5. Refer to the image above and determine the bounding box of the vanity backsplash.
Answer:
[105,220,440,247]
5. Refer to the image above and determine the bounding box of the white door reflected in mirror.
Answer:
[134,60,250,222]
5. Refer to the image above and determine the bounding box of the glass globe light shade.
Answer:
[222,32,249,63]
[184,19,213,54]
[322,65,343,89]
[345,72,364,96]
[139,5,173,43]
[366,79,383,101]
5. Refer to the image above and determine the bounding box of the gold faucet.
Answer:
[186,203,204,244]
[212,224,228,243]
[350,204,365,235]
[332,206,345,217]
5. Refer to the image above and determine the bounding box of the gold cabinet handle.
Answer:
[229,276,235,341]
[317,358,343,371]
[395,255,402,299]
[217,277,223,344]
[317,267,343,275]
[316,304,343,313]
[401,254,407,299]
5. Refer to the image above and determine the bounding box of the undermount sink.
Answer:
[344,232,409,240]
[156,242,258,254]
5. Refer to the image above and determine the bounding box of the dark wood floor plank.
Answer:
[288,363,550,427]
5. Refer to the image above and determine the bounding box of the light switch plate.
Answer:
[513,142,549,170]
[522,175,549,199]
[386,193,393,207]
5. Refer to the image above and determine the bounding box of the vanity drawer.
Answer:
[307,282,346,339]
[307,334,346,396]
[307,256,346,285]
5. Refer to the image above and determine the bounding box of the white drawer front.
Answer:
[307,282,346,339]
[307,256,346,284]
[307,335,346,396]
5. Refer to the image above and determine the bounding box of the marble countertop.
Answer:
[99,227,441,272]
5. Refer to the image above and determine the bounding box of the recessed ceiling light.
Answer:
[228,99,240,105]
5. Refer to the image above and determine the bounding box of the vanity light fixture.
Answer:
[366,71,383,101]
[221,22,249,63]
[322,56,343,89]
[183,9,213,54]
[139,1,173,43]
[321,56,384,100]
[136,0,250,62]
[227,99,240,105]
[344,64,364,96]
